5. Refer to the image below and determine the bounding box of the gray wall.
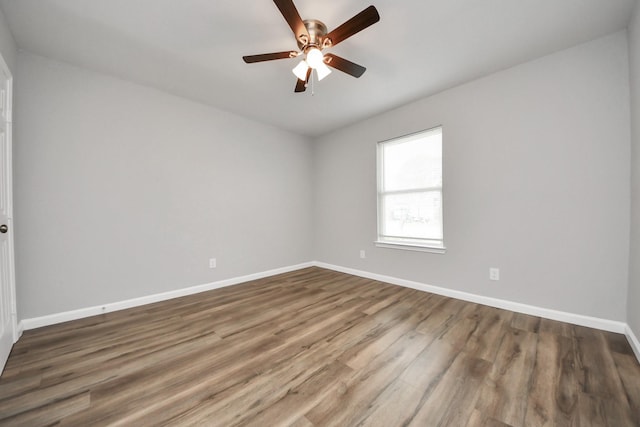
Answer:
[628,2,640,338]
[0,5,16,73]
[14,52,313,319]
[313,32,631,321]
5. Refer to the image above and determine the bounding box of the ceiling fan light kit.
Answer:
[243,0,380,93]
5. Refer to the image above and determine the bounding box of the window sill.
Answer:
[374,241,446,254]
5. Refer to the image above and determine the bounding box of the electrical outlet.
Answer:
[360,250,366,259]
[209,258,217,269]
[489,268,500,281]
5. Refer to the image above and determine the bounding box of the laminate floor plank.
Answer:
[464,305,513,363]
[164,306,366,425]
[405,352,491,426]
[58,338,283,425]
[159,350,352,426]
[612,352,640,425]
[572,326,636,426]
[0,332,222,419]
[360,325,483,426]
[0,267,638,426]
[539,317,573,338]
[69,298,370,425]
[0,391,90,427]
[24,316,219,386]
[523,331,579,426]
[510,312,540,334]
[474,327,539,426]
[240,360,352,427]
[304,329,433,427]
[63,294,363,424]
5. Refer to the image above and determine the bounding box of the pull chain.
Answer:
[311,69,315,96]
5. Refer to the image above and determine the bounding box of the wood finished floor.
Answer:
[0,267,639,426]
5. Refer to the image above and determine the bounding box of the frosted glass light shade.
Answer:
[292,60,309,81]
[315,62,332,81]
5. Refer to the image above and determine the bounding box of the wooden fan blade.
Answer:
[273,0,310,43]
[294,68,312,92]
[243,51,297,63]
[326,6,380,46]
[324,54,366,78]
[325,5,379,47]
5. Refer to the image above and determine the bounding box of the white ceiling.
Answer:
[0,0,636,137]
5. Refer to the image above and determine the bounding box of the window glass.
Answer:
[377,127,444,250]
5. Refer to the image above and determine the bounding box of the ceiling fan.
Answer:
[243,0,380,93]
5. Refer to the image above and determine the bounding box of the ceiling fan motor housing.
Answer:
[298,20,329,52]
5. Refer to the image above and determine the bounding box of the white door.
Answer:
[0,53,16,373]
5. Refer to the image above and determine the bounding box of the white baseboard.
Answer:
[14,321,23,342]
[21,262,314,330]
[626,325,640,362]
[313,261,628,334]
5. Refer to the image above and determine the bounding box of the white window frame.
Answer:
[376,126,445,254]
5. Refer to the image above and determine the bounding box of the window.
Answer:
[376,126,444,253]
